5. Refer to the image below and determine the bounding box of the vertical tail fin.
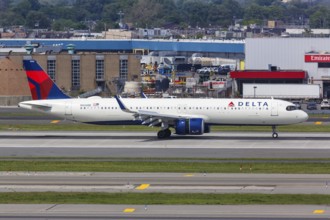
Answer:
[23,59,70,100]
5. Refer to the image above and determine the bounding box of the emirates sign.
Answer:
[305,54,330,63]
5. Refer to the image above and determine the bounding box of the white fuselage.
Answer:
[19,97,308,126]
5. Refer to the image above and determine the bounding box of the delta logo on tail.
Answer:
[23,60,69,100]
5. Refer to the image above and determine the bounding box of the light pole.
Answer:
[253,86,257,98]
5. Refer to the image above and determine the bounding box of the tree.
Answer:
[309,7,330,28]
[222,0,243,19]
[13,0,32,17]
[244,4,268,22]
[179,0,210,27]
[253,0,276,6]
[0,0,12,11]
[52,18,86,31]
[29,0,41,11]
[26,11,50,28]
[0,11,24,26]
[102,3,123,23]
[266,5,284,20]
[128,0,164,28]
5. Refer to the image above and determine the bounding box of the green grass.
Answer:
[213,124,330,132]
[0,123,330,132]
[1,160,330,173]
[0,124,158,131]
[0,192,329,205]
[308,113,330,117]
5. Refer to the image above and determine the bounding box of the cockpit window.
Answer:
[286,105,297,111]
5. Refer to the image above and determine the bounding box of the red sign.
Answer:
[305,54,330,63]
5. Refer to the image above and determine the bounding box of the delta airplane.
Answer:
[19,59,309,139]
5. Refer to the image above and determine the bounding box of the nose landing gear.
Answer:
[272,125,278,138]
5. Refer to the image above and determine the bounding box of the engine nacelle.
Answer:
[175,118,207,135]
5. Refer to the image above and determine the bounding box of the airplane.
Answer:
[19,59,309,139]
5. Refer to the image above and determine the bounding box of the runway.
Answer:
[0,131,330,158]
[0,204,328,219]
[0,172,330,194]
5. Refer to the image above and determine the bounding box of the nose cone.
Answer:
[299,110,309,123]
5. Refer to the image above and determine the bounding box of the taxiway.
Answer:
[0,172,329,194]
[0,204,329,219]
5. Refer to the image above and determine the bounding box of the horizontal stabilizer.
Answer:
[19,102,52,111]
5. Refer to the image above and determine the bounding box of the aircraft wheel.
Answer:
[157,130,166,139]
[165,129,171,138]
[272,133,278,138]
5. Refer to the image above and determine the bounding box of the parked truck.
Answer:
[242,84,321,102]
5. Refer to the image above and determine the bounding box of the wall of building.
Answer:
[80,55,97,92]
[0,53,141,105]
[245,38,330,97]
[0,57,31,105]
[30,53,141,95]
[246,38,330,71]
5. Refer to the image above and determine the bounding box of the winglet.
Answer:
[114,95,126,110]
[141,92,148,99]
[23,59,70,100]
[114,95,135,113]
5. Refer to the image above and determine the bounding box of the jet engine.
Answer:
[175,118,209,135]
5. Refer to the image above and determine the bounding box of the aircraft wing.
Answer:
[137,110,186,119]
[114,96,195,127]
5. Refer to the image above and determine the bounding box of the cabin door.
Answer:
[271,101,278,116]
[65,102,73,119]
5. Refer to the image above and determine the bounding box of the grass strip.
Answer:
[0,124,158,131]
[1,124,330,132]
[0,192,329,205]
[1,160,330,173]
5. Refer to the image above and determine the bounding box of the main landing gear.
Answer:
[157,129,171,139]
[272,125,278,138]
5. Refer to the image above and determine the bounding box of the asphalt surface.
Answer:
[0,204,328,219]
[0,131,330,158]
[0,172,329,194]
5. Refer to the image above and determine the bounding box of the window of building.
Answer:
[47,59,56,81]
[96,56,104,81]
[119,59,128,80]
[71,58,80,88]
[318,63,330,68]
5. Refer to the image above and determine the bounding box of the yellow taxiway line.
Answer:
[123,208,135,213]
[313,209,325,214]
[135,184,150,190]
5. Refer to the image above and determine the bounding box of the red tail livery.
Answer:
[23,60,69,100]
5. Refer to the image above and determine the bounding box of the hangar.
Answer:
[245,38,330,98]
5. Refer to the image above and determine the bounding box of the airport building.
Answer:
[4,37,330,104]
[0,53,141,105]
[0,39,244,105]
[245,38,330,98]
